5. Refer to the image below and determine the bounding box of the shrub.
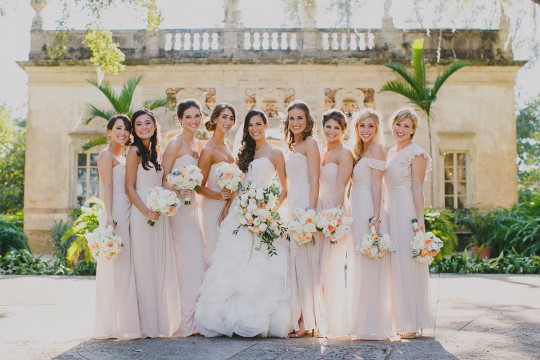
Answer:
[0,249,72,275]
[431,250,540,274]
[0,219,29,256]
[424,209,458,256]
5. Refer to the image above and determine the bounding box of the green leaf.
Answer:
[83,104,115,125]
[82,135,108,152]
[382,63,422,95]
[143,98,168,111]
[431,61,469,97]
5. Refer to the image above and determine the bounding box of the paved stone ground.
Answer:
[0,274,539,360]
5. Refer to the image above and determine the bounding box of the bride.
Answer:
[194,109,292,338]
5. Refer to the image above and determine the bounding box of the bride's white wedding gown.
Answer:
[194,157,292,338]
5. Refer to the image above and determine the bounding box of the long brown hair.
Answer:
[205,103,236,131]
[283,100,315,150]
[131,109,161,171]
[237,110,268,173]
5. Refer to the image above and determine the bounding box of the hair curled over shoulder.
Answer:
[107,114,132,147]
[205,103,236,132]
[283,100,315,150]
[389,106,419,139]
[177,98,202,120]
[322,109,348,130]
[352,108,383,164]
[237,109,268,173]
[131,108,162,172]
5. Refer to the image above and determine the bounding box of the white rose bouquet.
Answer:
[410,218,443,264]
[233,183,285,257]
[319,207,353,244]
[146,187,181,226]
[85,224,123,260]
[358,225,395,259]
[166,164,203,205]
[286,208,324,247]
[215,163,245,199]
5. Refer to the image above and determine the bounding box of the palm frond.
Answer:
[411,39,427,99]
[117,76,142,114]
[87,78,121,110]
[383,63,422,95]
[380,81,424,109]
[82,135,108,152]
[431,61,469,97]
[143,98,168,111]
[83,105,115,125]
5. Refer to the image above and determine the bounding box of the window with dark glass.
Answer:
[76,153,100,207]
[443,152,467,209]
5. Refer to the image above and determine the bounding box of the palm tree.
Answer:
[380,38,468,205]
[82,75,167,151]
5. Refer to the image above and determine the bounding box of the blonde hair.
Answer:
[352,108,383,164]
[389,107,419,139]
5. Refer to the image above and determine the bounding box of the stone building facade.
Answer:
[22,2,520,253]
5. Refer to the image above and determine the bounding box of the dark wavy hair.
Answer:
[283,100,315,150]
[205,103,236,131]
[322,109,348,130]
[131,108,161,171]
[177,98,202,120]
[107,114,132,146]
[237,109,268,173]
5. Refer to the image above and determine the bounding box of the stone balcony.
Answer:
[29,26,511,64]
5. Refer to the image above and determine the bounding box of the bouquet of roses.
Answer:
[85,225,123,260]
[215,163,245,200]
[319,207,353,244]
[410,218,443,264]
[357,225,395,259]
[286,208,325,247]
[234,183,285,257]
[146,187,181,226]
[166,164,203,205]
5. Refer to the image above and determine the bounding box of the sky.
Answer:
[1,0,539,119]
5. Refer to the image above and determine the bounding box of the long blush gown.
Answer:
[130,164,182,338]
[318,163,350,338]
[194,157,291,338]
[286,152,320,332]
[385,143,433,333]
[94,165,141,340]
[169,155,206,337]
[348,157,394,340]
[200,161,228,262]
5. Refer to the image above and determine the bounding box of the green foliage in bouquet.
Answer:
[424,208,458,258]
[61,197,103,266]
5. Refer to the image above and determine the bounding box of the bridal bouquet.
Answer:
[85,225,123,260]
[215,163,245,197]
[234,184,285,257]
[286,208,324,247]
[410,218,443,264]
[319,207,353,244]
[358,225,395,259]
[166,164,203,205]
[146,187,181,226]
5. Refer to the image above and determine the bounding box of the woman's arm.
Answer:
[97,151,115,228]
[272,149,288,207]
[161,138,180,192]
[411,155,428,232]
[368,144,387,232]
[333,149,353,208]
[125,146,160,222]
[196,148,224,200]
[305,137,321,209]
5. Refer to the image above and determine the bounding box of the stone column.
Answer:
[30,0,47,60]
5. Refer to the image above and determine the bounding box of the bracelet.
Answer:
[370,216,381,223]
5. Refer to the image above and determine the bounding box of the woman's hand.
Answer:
[415,219,426,233]
[105,217,116,229]
[179,189,193,199]
[145,209,160,222]
[220,189,233,201]
[369,217,381,232]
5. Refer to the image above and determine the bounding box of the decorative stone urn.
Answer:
[30,0,47,14]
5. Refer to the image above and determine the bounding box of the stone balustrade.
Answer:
[29,26,510,62]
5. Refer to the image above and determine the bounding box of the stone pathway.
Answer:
[0,274,539,359]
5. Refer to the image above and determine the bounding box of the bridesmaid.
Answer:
[318,109,353,338]
[94,115,140,340]
[385,107,433,338]
[125,109,182,338]
[197,103,236,262]
[284,100,321,338]
[162,99,206,337]
[348,109,395,340]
